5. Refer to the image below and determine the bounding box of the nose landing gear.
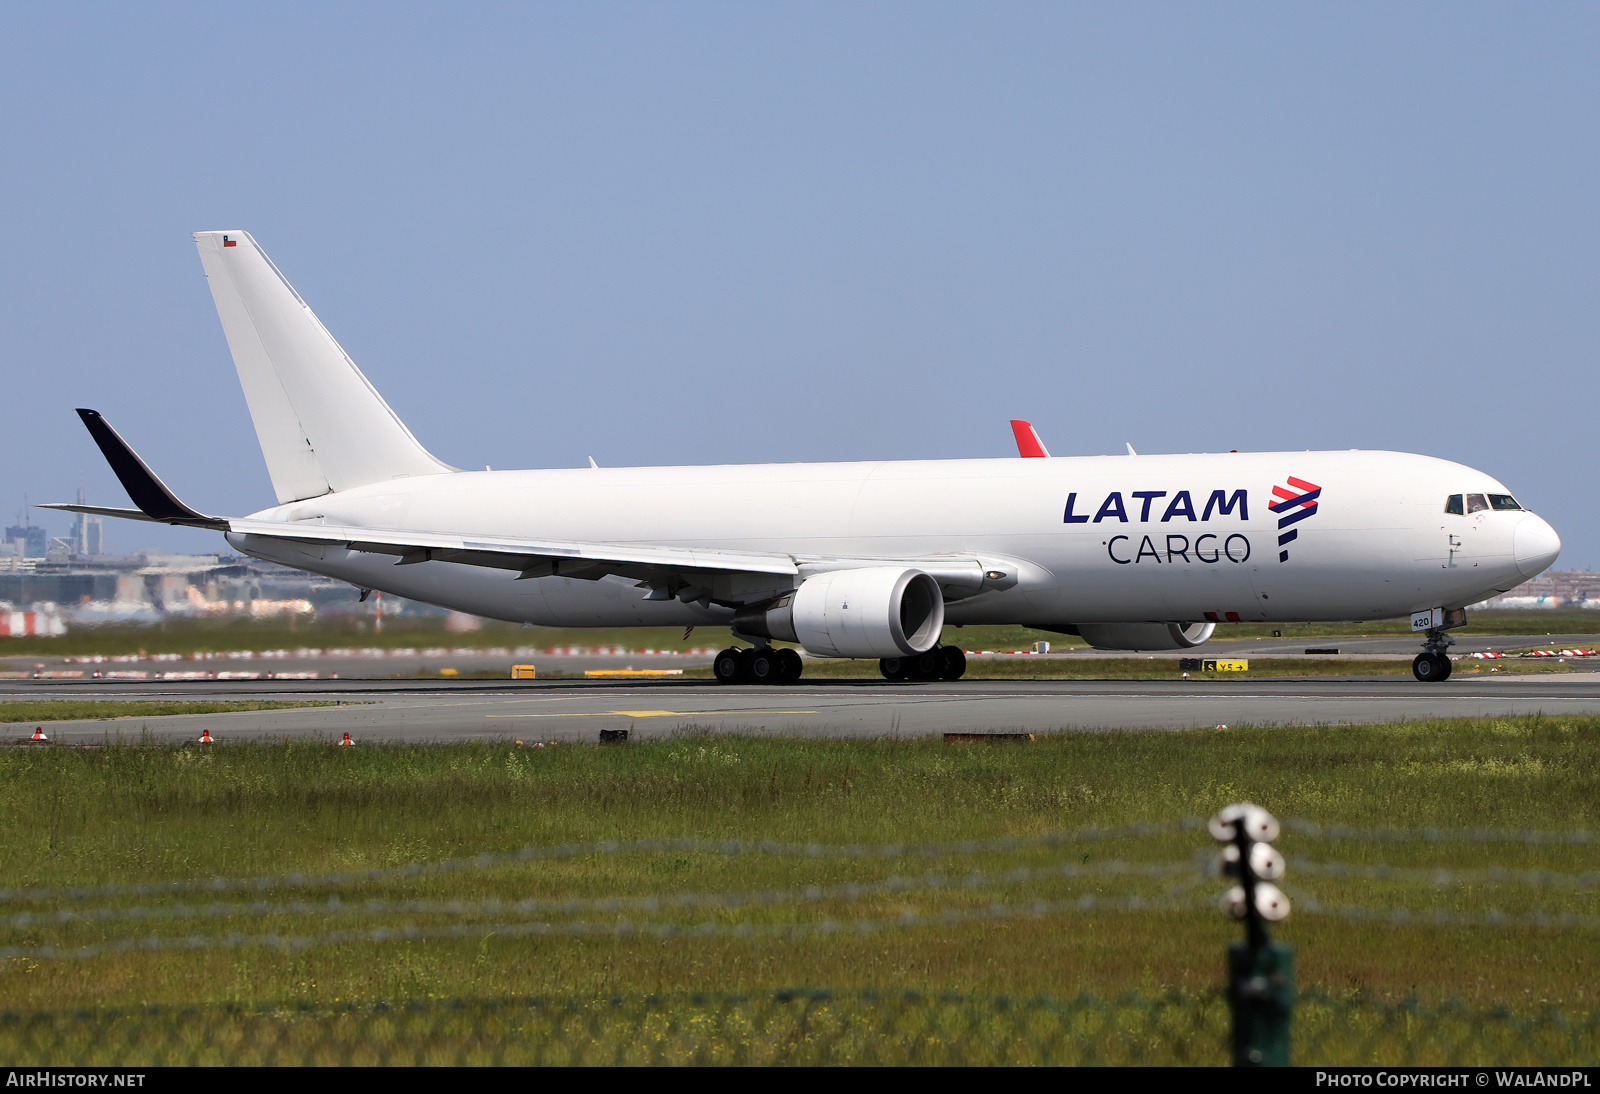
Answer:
[1412,629,1455,682]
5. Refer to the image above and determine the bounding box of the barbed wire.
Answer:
[1282,819,1598,846]
[10,818,1596,909]
[3,859,1203,931]
[0,887,1212,963]
[1291,858,1600,890]
[0,819,1202,905]
[1285,888,1600,931]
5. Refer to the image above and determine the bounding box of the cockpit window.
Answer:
[1489,494,1522,511]
[1467,493,1489,514]
[1445,494,1464,515]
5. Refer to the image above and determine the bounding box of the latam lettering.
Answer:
[1063,489,1248,525]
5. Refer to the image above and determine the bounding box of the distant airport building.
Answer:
[0,546,443,634]
[0,489,442,635]
[4,524,47,559]
[1470,569,1600,610]
[8,487,99,559]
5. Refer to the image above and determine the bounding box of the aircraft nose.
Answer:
[1514,514,1562,579]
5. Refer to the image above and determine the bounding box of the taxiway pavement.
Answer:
[3,672,1599,744]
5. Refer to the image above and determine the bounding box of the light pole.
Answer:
[1211,802,1294,1066]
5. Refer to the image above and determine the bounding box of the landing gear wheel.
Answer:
[938,646,967,681]
[776,647,803,683]
[879,657,907,681]
[1412,652,1451,682]
[713,648,745,684]
[908,650,942,680]
[748,648,780,684]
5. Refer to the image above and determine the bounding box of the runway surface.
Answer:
[1157,632,1600,658]
[12,634,1591,683]
[3,672,1600,744]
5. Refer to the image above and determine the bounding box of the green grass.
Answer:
[0,715,1595,1026]
[0,700,336,725]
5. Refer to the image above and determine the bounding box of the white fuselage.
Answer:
[228,448,1560,632]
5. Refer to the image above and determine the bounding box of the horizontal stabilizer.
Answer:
[37,503,164,524]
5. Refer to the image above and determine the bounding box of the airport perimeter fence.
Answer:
[1,819,1597,1066]
[5,989,1600,1067]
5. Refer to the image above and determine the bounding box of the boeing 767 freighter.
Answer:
[46,231,1562,684]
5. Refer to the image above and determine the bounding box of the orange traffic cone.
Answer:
[30,727,47,742]
[199,729,214,744]
[339,732,353,747]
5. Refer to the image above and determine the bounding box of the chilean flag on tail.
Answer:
[222,235,237,247]
[1269,476,1321,562]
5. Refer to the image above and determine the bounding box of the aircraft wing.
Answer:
[48,407,999,598]
[46,406,801,583]
[47,410,229,528]
[225,518,799,578]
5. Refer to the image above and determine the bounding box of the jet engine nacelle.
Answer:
[1067,621,1216,651]
[734,566,945,658]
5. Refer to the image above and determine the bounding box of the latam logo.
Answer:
[1063,489,1248,524]
[1270,476,1321,562]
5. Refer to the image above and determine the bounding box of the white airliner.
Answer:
[47,231,1562,685]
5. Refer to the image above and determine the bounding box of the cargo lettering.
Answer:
[1106,532,1251,565]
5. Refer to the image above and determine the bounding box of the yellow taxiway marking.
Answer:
[486,710,818,719]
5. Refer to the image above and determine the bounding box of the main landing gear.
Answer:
[712,645,970,684]
[1412,629,1455,682]
[880,646,967,682]
[713,646,803,685]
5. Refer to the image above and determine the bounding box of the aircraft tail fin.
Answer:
[193,231,453,504]
[1009,420,1051,458]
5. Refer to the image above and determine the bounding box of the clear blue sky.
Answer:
[2,3,1595,566]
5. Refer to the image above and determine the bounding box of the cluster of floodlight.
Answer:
[1211,803,1290,922]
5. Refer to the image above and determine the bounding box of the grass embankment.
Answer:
[0,618,716,660]
[0,716,1595,1022]
[2,610,1593,663]
[0,701,335,725]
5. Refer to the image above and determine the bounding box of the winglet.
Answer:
[72,409,227,528]
[1009,420,1050,458]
